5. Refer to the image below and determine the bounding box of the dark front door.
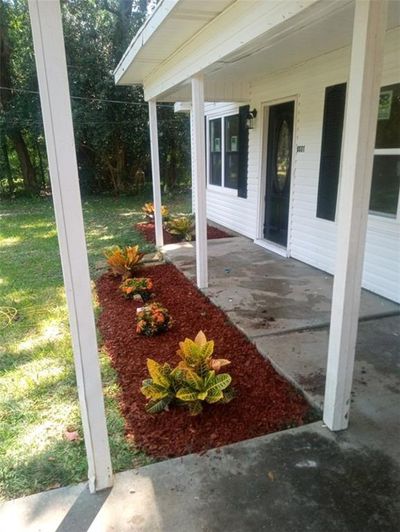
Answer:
[264,101,294,246]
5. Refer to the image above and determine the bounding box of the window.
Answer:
[209,118,222,186]
[316,82,400,221]
[369,155,400,215]
[207,107,249,197]
[224,115,239,189]
[369,83,400,216]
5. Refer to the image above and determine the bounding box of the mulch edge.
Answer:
[96,262,315,459]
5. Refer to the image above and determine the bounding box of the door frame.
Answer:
[255,95,298,257]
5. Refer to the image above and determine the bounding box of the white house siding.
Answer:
[204,102,258,238]
[204,28,400,302]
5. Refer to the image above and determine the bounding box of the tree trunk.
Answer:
[1,135,14,195]
[36,140,46,189]
[1,0,38,194]
[167,148,178,190]
[9,131,38,193]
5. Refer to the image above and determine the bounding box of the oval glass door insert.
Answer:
[275,120,291,191]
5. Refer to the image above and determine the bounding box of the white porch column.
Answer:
[28,0,113,491]
[148,100,164,248]
[323,0,388,431]
[191,74,208,288]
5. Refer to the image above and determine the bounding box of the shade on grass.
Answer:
[0,193,191,500]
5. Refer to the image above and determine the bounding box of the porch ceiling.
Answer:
[155,0,400,102]
[114,0,236,85]
[114,0,400,103]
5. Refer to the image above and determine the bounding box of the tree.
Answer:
[0,0,39,194]
[0,0,191,197]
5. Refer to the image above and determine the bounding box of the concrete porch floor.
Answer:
[1,236,399,531]
[163,236,399,338]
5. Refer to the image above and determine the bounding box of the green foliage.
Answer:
[0,0,44,195]
[140,360,176,413]
[0,0,191,197]
[141,331,235,415]
[166,215,195,241]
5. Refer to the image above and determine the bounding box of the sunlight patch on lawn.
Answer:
[35,229,57,239]
[18,401,78,453]
[16,322,66,353]
[0,357,68,400]
[0,236,21,248]
[13,332,63,353]
[19,222,54,230]
[119,210,142,217]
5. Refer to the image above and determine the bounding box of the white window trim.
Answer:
[206,111,240,195]
[368,147,400,220]
[374,148,400,156]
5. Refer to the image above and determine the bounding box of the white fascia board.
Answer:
[143,0,329,101]
[174,102,192,113]
[114,0,180,85]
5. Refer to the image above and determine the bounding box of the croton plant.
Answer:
[142,202,169,222]
[120,277,153,301]
[136,302,172,336]
[141,331,234,415]
[104,245,144,279]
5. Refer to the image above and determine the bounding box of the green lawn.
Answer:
[0,192,191,501]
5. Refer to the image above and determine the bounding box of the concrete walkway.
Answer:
[1,236,399,531]
[2,420,399,531]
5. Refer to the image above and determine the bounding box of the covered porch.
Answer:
[114,0,399,439]
[25,0,399,496]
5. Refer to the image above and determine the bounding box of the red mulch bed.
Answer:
[96,264,313,458]
[136,221,232,245]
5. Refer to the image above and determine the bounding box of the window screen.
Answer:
[209,118,222,186]
[370,83,400,216]
[224,115,239,189]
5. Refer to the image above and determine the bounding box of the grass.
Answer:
[0,191,191,501]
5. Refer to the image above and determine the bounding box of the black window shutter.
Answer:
[238,105,250,198]
[316,83,347,221]
[204,116,207,185]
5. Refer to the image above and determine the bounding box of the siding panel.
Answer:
[202,28,400,302]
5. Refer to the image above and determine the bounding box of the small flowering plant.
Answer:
[120,277,153,301]
[142,202,169,222]
[136,302,172,336]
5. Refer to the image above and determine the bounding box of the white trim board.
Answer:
[254,239,289,258]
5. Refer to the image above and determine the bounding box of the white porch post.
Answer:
[191,74,208,288]
[148,100,164,248]
[323,0,388,431]
[28,0,113,491]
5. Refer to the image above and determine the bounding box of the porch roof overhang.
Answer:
[114,0,400,102]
